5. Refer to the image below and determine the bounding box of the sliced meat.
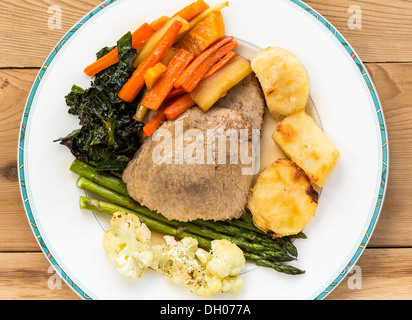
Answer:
[123,107,256,222]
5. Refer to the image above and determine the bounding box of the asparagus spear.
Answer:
[243,253,305,275]
[79,197,305,275]
[76,176,173,225]
[238,213,302,258]
[194,219,287,254]
[70,159,129,196]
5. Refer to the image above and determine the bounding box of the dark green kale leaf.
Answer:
[55,31,144,173]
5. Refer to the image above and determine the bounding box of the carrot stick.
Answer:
[150,16,169,31]
[164,94,196,120]
[180,41,238,92]
[118,20,183,103]
[172,0,210,21]
[143,105,168,137]
[204,50,236,78]
[166,87,186,100]
[84,23,154,77]
[165,52,234,100]
[141,49,194,110]
[173,36,234,89]
[132,22,156,49]
[84,48,120,77]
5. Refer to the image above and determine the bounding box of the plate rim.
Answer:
[17,0,389,300]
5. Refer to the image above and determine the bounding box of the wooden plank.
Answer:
[1,249,410,300]
[0,61,411,249]
[0,69,40,252]
[326,248,412,300]
[1,0,412,67]
[306,0,412,62]
[0,252,79,300]
[365,63,412,247]
[0,0,101,68]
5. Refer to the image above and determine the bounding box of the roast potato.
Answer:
[272,110,340,187]
[251,47,310,118]
[247,159,318,236]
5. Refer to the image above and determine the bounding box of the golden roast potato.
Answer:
[247,159,318,236]
[251,47,310,118]
[272,110,340,187]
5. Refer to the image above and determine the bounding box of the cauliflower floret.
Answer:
[151,236,200,284]
[221,276,244,295]
[150,236,245,298]
[184,269,223,298]
[195,247,212,266]
[102,212,153,280]
[206,239,246,278]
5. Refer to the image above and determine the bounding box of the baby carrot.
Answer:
[84,48,120,77]
[164,94,196,120]
[143,105,168,137]
[204,50,236,78]
[118,20,183,103]
[131,22,156,49]
[150,16,169,31]
[141,49,194,110]
[180,41,238,92]
[84,23,155,77]
[173,36,234,89]
[172,0,210,21]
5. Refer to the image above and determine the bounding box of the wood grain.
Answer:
[1,0,412,67]
[0,0,102,68]
[365,63,412,247]
[306,0,412,62]
[327,248,412,300]
[0,253,79,300]
[0,69,40,252]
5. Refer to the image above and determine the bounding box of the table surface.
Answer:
[1,0,411,300]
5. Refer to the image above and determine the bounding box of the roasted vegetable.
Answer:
[247,159,319,237]
[273,110,340,187]
[176,11,225,56]
[251,47,310,118]
[172,0,210,21]
[83,23,154,77]
[119,20,184,103]
[187,1,229,31]
[133,16,190,68]
[144,62,167,89]
[103,211,154,280]
[174,36,234,88]
[55,31,144,173]
[141,48,194,110]
[190,55,252,112]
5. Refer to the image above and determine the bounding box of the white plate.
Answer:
[18,0,388,300]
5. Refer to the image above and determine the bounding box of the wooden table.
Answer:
[1,0,411,300]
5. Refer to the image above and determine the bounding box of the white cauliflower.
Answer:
[206,239,246,278]
[151,236,200,284]
[101,214,246,297]
[102,212,153,280]
[150,236,245,297]
[221,276,244,294]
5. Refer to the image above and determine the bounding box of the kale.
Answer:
[55,31,144,173]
